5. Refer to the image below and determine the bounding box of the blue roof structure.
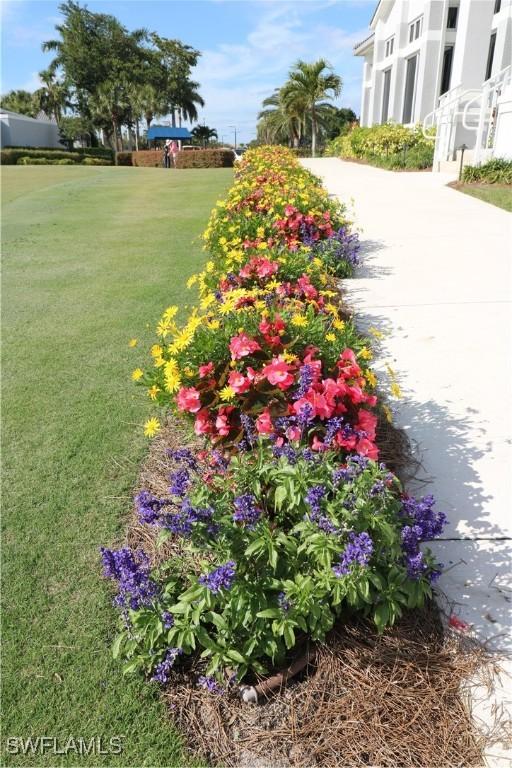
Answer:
[146,126,192,140]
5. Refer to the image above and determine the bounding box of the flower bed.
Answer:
[102,146,446,689]
[325,124,434,170]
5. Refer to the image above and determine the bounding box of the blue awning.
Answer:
[146,126,192,140]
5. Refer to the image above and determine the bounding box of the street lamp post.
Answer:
[228,124,237,150]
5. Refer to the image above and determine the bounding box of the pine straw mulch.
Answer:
[122,418,509,767]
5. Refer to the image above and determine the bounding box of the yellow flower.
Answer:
[368,326,384,340]
[390,382,402,399]
[325,333,336,343]
[162,305,178,322]
[359,347,373,360]
[257,241,268,250]
[151,344,163,358]
[187,274,198,289]
[365,370,377,388]
[333,319,345,331]
[128,338,137,348]
[207,319,220,330]
[383,405,393,423]
[131,368,144,381]
[291,314,308,328]
[206,261,215,273]
[282,351,298,363]
[219,385,236,401]
[148,385,160,400]
[144,417,161,438]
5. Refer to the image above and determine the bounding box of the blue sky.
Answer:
[1,0,374,142]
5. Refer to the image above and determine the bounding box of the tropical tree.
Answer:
[283,59,342,156]
[0,89,38,117]
[175,79,205,127]
[33,69,70,124]
[258,87,305,148]
[191,125,217,147]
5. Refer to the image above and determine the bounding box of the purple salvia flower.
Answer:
[233,494,261,526]
[199,561,236,594]
[333,532,374,577]
[151,647,182,684]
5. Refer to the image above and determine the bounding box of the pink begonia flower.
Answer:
[355,437,379,460]
[334,432,358,452]
[296,275,318,299]
[215,406,234,436]
[261,359,295,390]
[286,426,301,441]
[256,409,273,434]
[255,259,279,278]
[356,409,377,441]
[228,370,251,394]
[198,362,215,379]
[311,435,329,452]
[194,409,213,435]
[177,386,201,413]
[229,332,261,360]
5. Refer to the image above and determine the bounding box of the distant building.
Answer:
[354,0,512,166]
[0,109,64,148]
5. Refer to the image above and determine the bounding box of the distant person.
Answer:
[163,139,171,169]
[170,141,179,167]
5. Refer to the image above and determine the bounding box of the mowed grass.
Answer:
[1,165,232,766]
[452,181,512,212]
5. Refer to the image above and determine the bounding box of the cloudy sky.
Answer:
[1,0,374,143]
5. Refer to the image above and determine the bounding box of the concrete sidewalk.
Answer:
[303,159,512,763]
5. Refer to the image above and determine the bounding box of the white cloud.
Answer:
[193,2,368,141]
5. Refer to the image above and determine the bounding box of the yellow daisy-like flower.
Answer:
[359,347,373,360]
[154,356,165,368]
[333,319,345,331]
[390,382,402,399]
[131,368,144,381]
[187,274,198,289]
[383,405,393,423]
[151,344,163,358]
[325,333,336,343]
[206,261,215,273]
[128,338,137,348]
[162,305,178,323]
[325,303,338,315]
[282,351,298,363]
[365,370,377,388]
[183,366,195,377]
[219,385,236,401]
[291,314,308,328]
[200,293,216,311]
[144,417,161,438]
[148,385,160,400]
[257,241,268,250]
[368,326,384,340]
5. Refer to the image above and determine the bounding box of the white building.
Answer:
[354,0,512,167]
[0,109,63,149]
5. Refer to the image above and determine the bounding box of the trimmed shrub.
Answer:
[81,157,112,166]
[116,151,133,166]
[175,149,234,169]
[1,147,114,165]
[324,123,435,170]
[17,156,75,165]
[132,150,163,168]
[462,158,512,185]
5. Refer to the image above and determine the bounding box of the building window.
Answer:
[402,54,418,123]
[440,46,454,94]
[485,32,496,80]
[385,36,394,57]
[447,6,458,28]
[409,16,423,43]
[494,0,501,13]
[381,68,392,122]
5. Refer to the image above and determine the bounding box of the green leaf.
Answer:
[274,485,287,510]
[226,649,246,664]
[111,633,125,660]
[283,624,296,650]
[256,608,281,619]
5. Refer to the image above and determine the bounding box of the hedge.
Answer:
[131,150,163,168]
[324,124,434,170]
[116,151,133,166]
[462,158,512,185]
[175,149,234,168]
[1,147,113,165]
[18,156,75,165]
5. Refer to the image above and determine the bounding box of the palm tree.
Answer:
[191,125,217,147]
[33,69,70,124]
[173,78,205,128]
[137,84,166,131]
[283,59,342,157]
[258,87,305,148]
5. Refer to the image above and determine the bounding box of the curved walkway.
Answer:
[303,158,511,762]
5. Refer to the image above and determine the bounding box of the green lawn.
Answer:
[1,165,232,766]
[453,182,512,212]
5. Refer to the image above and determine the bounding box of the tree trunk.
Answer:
[171,109,176,128]
[112,117,119,161]
[178,110,182,128]
[135,120,139,152]
[311,107,317,158]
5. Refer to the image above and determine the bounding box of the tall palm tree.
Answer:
[0,89,38,117]
[33,69,70,124]
[173,78,204,127]
[137,83,166,131]
[191,125,217,147]
[258,87,305,148]
[283,59,342,157]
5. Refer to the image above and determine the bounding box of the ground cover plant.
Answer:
[1,164,233,766]
[325,123,434,170]
[103,147,447,690]
[461,158,512,185]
